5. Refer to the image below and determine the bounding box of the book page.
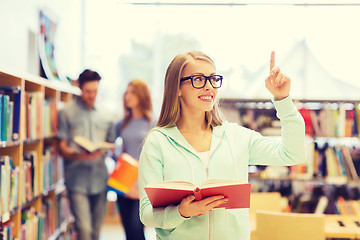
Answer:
[145,180,196,191]
[74,136,96,152]
[74,136,114,152]
[96,142,115,150]
[198,179,245,189]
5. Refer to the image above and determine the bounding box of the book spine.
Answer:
[193,187,202,201]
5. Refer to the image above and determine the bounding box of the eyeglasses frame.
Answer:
[180,74,223,89]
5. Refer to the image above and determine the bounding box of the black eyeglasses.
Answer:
[180,74,223,89]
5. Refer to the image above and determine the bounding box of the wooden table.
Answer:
[250,213,360,239]
[325,215,360,239]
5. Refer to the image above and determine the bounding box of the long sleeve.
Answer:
[138,132,188,229]
[248,96,306,166]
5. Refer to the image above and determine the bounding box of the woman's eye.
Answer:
[193,76,203,82]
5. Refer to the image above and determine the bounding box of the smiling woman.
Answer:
[137,50,306,240]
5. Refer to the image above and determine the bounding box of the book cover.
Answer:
[145,179,251,209]
[341,146,358,180]
[0,95,3,142]
[1,94,9,141]
[107,153,138,195]
[73,135,115,153]
[0,86,21,141]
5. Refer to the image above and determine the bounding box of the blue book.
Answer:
[0,86,21,141]
[0,95,3,142]
[2,95,9,142]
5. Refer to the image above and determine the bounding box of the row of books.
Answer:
[20,147,65,205]
[55,193,73,231]
[20,194,73,240]
[0,155,19,218]
[250,141,360,184]
[1,148,66,230]
[249,178,360,215]
[290,182,360,215]
[233,101,360,138]
[334,196,360,216]
[0,220,15,240]
[43,99,58,138]
[298,102,360,137]
[285,140,360,184]
[0,86,58,143]
[22,151,40,203]
[237,108,278,135]
[24,92,58,140]
[0,148,65,219]
[42,146,64,192]
[0,86,21,142]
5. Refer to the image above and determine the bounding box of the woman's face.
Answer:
[178,60,218,113]
[124,85,140,109]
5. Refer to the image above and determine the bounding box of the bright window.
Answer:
[85,2,360,113]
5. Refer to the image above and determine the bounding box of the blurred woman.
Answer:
[115,79,154,240]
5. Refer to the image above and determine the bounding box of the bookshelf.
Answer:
[0,68,80,239]
[220,97,360,214]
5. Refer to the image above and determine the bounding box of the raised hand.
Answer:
[178,195,228,218]
[265,51,290,100]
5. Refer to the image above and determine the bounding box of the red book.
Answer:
[145,179,251,209]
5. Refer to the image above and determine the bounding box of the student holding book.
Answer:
[57,69,116,240]
[138,51,306,239]
[115,79,154,240]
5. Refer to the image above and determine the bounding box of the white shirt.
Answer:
[197,150,210,168]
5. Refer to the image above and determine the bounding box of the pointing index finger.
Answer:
[270,51,275,72]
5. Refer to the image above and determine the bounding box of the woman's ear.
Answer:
[178,89,182,97]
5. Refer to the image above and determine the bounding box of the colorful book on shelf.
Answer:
[1,94,9,141]
[0,156,11,215]
[145,179,251,209]
[355,103,360,137]
[0,86,21,141]
[341,146,358,180]
[336,196,351,215]
[298,107,314,136]
[9,166,19,210]
[73,135,114,153]
[23,151,39,197]
[107,153,138,195]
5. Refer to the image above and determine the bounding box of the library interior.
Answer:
[1,1,360,239]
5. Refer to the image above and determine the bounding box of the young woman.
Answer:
[115,79,153,240]
[138,51,306,239]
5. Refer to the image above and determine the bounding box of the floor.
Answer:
[100,222,156,240]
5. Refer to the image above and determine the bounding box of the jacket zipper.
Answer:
[208,211,211,240]
[206,166,211,239]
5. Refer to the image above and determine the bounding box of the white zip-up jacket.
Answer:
[138,96,306,240]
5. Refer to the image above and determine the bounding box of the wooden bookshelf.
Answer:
[0,69,80,239]
[220,97,360,214]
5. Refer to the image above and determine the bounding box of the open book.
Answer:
[145,179,251,209]
[73,135,114,153]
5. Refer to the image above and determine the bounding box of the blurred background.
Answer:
[1,0,360,117]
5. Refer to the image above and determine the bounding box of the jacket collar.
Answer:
[154,122,229,156]
[75,96,97,111]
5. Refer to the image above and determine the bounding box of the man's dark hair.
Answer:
[78,69,101,88]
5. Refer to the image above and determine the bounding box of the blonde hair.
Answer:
[120,79,153,131]
[157,50,223,128]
